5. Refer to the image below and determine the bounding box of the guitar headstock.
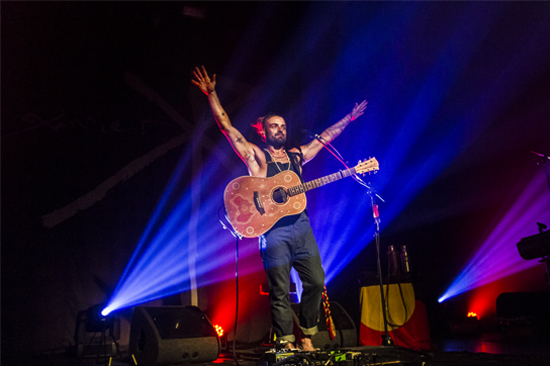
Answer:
[355,157,379,175]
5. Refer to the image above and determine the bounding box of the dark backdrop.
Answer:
[2,1,549,356]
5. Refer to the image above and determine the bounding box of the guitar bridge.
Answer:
[254,191,265,215]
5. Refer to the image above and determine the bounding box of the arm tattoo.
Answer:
[236,136,244,144]
[325,122,344,140]
[324,115,351,141]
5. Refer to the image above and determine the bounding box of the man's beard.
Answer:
[267,134,286,149]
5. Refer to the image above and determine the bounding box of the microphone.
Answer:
[300,128,326,141]
[387,245,400,277]
[300,128,316,139]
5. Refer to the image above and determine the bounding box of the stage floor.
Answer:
[6,331,550,366]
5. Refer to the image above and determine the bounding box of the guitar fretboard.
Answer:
[287,167,357,196]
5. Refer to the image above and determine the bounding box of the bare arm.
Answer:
[301,100,368,164]
[192,66,262,172]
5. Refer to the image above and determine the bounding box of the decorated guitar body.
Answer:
[224,170,305,238]
[223,157,379,238]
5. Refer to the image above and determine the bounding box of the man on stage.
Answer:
[192,66,367,351]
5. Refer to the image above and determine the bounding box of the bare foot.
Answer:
[301,337,316,352]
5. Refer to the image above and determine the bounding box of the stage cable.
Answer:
[217,204,241,366]
[312,134,384,201]
[385,251,408,330]
[232,234,240,366]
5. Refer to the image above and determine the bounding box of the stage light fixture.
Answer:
[214,325,224,337]
[84,303,112,332]
[74,303,120,358]
[517,225,550,261]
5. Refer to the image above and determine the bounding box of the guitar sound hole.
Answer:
[272,187,288,204]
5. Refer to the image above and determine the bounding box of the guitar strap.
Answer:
[288,148,304,184]
[322,285,337,340]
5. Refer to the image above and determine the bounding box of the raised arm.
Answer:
[192,66,262,171]
[300,100,368,164]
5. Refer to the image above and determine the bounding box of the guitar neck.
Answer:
[287,167,357,196]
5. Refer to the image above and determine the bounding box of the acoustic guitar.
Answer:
[223,158,379,238]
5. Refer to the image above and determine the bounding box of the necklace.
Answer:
[265,149,290,173]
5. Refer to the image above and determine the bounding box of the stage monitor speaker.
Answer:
[129,306,220,366]
[291,301,357,350]
[496,292,550,320]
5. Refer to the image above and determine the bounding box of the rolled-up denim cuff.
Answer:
[300,324,318,337]
[278,334,296,343]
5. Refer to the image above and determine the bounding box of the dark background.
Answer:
[2,1,550,356]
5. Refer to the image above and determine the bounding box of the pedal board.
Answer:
[258,349,378,366]
[258,346,429,366]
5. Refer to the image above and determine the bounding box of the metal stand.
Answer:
[370,192,394,346]
[530,150,550,288]
[531,150,550,195]
[536,223,550,289]
[310,133,391,345]
[74,307,120,364]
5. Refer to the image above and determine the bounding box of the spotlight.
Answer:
[517,223,550,288]
[73,303,120,358]
[516,223,550,261]
[101,306,114,317]
[214,324,228,351]
[214,324,224,338]
[86,303,110,332]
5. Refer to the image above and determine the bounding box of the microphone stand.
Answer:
[312,134,393,346]
[531,150,550,197]
[371,194,393,346]
[530,150,550,289]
